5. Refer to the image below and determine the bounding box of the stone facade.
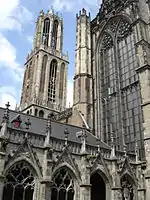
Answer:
[0,106,147,200]
[1,0,150,200]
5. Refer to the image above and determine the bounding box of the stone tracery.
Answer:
[2,162,35,200]
[51,168,74,200]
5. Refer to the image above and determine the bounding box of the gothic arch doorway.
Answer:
[90,172,106,200]
[2,162,35,200]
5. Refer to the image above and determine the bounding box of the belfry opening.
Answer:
[90,172,106,200]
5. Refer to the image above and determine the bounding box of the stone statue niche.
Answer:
[121,176,134,200]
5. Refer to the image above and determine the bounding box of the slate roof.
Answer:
[0,107,111,149]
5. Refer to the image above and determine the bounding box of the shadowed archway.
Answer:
[90,172,106,200]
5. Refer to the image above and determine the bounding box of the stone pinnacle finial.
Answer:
[96,138,100,154]
[110,127,116,158]
[123,144,127,157]
[25,118,31,138]
[0,102,10,137]
[49,6,54,15]
[40,10,44,16]
[64,128,70,147]
[135,139,139,162]
[45,115,52,147]
[82,8,86,15]
[3,102,10,121]
[76,130,87,154]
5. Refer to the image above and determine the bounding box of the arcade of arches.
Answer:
[2,162,134,200]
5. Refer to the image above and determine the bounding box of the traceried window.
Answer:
[39,55,48,93]
[2,162,35,200]
[51,168,74,200]
[51,20,58,50]
[43,18,50,46]
[59,63,65,101]
[99,17,144,155]
[48,59,57,102]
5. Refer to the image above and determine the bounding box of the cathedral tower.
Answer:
[72,9,93,129]
[20,9,68,118]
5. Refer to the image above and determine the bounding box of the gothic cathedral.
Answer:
[1,0,150,200]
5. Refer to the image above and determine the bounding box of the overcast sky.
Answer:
[0,0,101,110]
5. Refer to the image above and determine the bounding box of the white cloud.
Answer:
[0,0,33,31]
[0,86,17,109]
[66,80,73,108]
[0,33,23,81]
[51,0,100,14]
[0,33,19,69]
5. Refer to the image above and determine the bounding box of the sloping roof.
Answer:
[0,107,110,149]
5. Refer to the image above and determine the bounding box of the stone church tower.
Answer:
[71,9,93,130]
[20,9,68,118]
[2,1,150,200]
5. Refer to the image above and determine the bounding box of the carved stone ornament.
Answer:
[5,138,42,174]
[101,32,113,50]
[144,140,150,153]
[117,20,131,40]
[52,147,81,180]
[121,177,134,200]
[99,0,130,18]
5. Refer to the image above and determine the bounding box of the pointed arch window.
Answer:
[40,55,48,93]
[59,63,65,101]
[51,20,58,50]
[48,59,57,102]
[43,18,50,46]
[98,18,143,154]
[2,162,35,200]
[51,168,74,200]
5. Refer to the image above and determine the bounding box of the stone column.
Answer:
[48,16,54,47]
[56,19,63,52]
[43,57,51,105]
[40,179,52,200]
[35,52,43,101]
[78,130,91,200]
[80,184,91,200]
[0,155,5,200]
[40,119,53,200]
[111,188,122,200]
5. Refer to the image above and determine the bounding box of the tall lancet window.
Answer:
[43,18,50,46]
[100,32,114,144]
[48,59,57,102]
[51,20,58,50]
[40,55,48,93]
[99,17,143,155]
[2,162,35,200]
[59,63,65,102]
